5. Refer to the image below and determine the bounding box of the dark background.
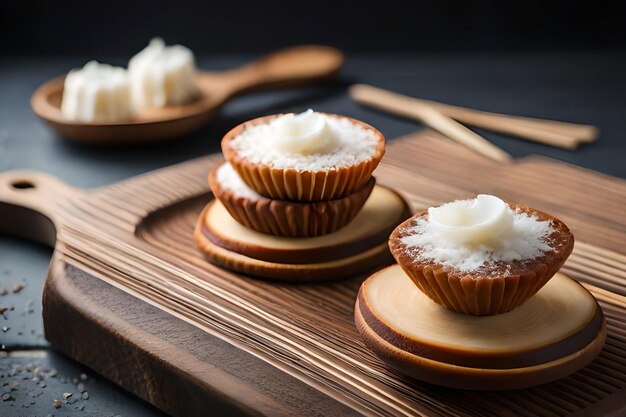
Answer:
[2,0,626,56]
[1,1,626,416]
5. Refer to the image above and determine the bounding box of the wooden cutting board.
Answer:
[1,131,625,417]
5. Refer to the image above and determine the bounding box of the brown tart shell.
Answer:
[388,204,575,316]
[209,161,376,237]
[221,113,385,202]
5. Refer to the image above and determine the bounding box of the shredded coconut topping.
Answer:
[228,114,379,171]
[216,162,261,200]
[400,206,555,273]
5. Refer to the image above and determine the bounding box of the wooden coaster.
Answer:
[194,185,410,280]
[355,264,607,390]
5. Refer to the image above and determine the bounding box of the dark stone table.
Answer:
[1,50,625,416]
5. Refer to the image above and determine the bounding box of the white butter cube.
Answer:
[61,61,132,123]
[129,38,199,109]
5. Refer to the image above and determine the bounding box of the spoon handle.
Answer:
[203,45,344,97]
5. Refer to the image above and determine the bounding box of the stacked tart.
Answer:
[215,110,385,237]
[195,110,410,280]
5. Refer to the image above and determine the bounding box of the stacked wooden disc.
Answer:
[355,265,607,389]
[354,199,607,390]
[194,115,411,281]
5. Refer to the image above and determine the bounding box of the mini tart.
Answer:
[221,113,385,202]
[209,161,376,237]
[389,205,575,316]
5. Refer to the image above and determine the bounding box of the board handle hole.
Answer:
[11,180,36,190]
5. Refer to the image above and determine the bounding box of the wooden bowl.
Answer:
[31,45,344,145]
[355,264,606,390]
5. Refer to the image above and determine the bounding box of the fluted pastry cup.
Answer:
[209,161,376,237]
[221,114,385,202]
[389,205,575,316]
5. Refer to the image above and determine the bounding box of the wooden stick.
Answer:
[350,84,575,149]
[358,88,512,163]
[420,99,598,145]
[350,84,599,149]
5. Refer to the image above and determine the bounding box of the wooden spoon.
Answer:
[31,45,344,144]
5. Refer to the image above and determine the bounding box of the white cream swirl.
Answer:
[428,194,514,246]
[270,110,337,155]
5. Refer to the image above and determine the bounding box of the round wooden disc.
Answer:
[355,265,606,390]
[193,186,410,281]
[194,232,391,281]
[199,185,410,264]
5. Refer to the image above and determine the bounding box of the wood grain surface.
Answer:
[1,131,626,416]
